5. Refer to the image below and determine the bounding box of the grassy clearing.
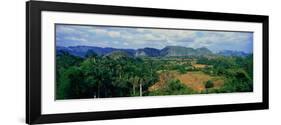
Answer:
[149,71,224,92]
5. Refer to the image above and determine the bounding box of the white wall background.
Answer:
[0,0,279,124]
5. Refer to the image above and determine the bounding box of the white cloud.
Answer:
[93,29,107,34]
[108,31,121,38]
[56,26,76,34]
[64,36,88,42]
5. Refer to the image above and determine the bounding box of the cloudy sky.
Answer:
[56,24,253,53]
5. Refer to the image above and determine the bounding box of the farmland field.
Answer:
[149,71,225,92]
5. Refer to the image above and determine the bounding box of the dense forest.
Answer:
[56,48,253,100]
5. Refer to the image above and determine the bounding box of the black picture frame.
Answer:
[26,1,269,124]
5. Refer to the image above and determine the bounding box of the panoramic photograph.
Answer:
[55,24,253,100]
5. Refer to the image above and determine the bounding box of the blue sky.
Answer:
[56,24,253,53]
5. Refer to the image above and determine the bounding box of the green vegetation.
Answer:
[56,51,253,100]
[149,79,195,96]
[205,80,214,89]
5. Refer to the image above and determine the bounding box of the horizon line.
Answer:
[56,45,253,54]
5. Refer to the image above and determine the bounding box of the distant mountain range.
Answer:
[57,45,251,58]
[217,50,250,57]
